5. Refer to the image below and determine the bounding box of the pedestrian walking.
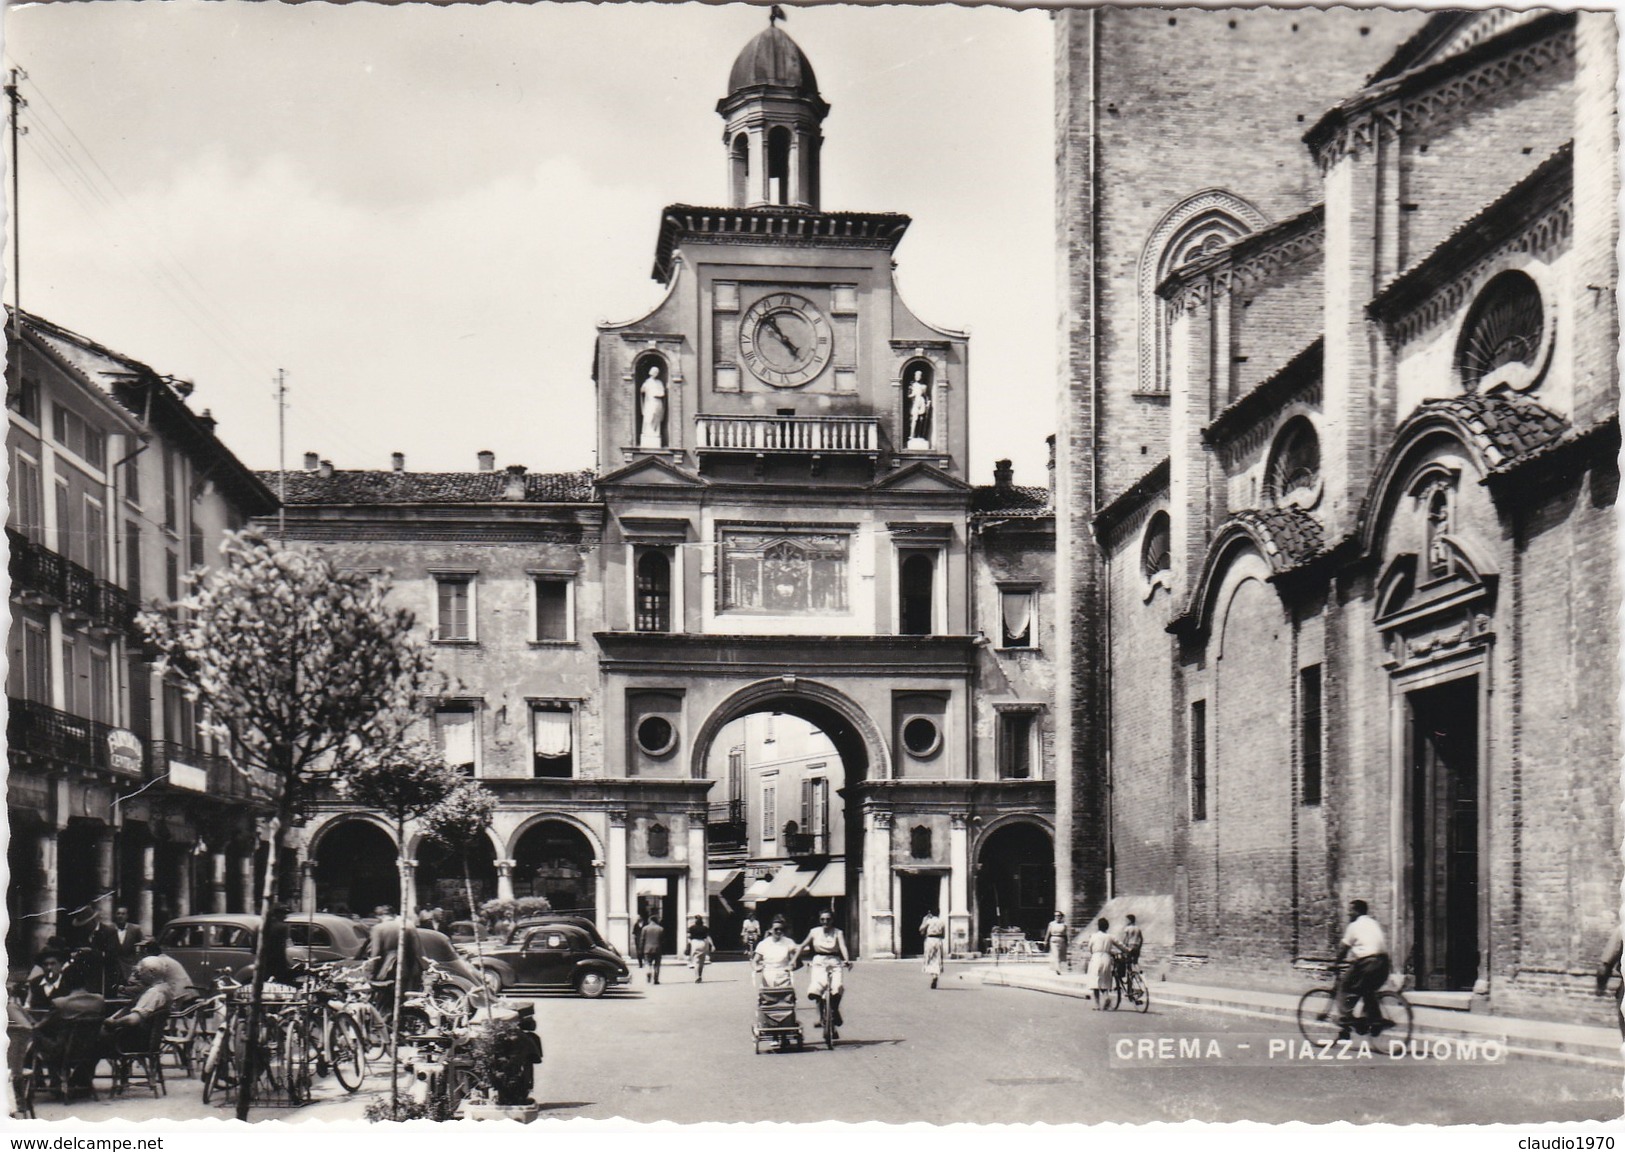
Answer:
[740,912,761,954]
[639,918,666,984]
[631,915,646,968]
[920,909,946,989]
[687,916,714,982]
[1044,911,1070,974]
[1086,918,1120,1009]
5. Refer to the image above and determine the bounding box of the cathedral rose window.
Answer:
[1457,270,1547,393]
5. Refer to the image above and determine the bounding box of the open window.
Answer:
[435,702,480,777]
[532,702,575,779]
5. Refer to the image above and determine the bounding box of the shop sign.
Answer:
[168,761,208,792]
[106,729,144,778]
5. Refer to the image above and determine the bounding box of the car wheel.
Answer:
[576,971,608,999]
[479,967,504,994]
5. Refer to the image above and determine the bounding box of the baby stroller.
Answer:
[752,970,803,1054]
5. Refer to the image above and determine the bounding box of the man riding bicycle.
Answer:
[1336,900,1393,1039]
[795,910,852,1039]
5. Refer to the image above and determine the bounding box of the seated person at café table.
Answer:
[125,940,192,1006]
[27,951,66,1011]
[30,959,107,1089]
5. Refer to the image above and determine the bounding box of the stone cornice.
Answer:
[1203,339,1324,461]
[595,631,977,677]
[653,204,912,284]
[1305,11,1575,173]
[1368,144,1573,343]
[1092,457,1170,545]
[1159,207,1325,316]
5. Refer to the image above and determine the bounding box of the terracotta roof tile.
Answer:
[261,469,598,506]
[970,484,1052,518]
[1232,505,1327,571]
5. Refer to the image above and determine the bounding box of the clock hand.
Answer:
[763,316,802,358]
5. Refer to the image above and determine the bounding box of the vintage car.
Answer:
[464,922,630,998]
[154,912,369,986]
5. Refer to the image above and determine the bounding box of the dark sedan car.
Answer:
[466,923,629,998]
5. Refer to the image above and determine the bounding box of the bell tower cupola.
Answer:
[717,12,829,210]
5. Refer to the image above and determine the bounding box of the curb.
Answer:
[976,966,1624,1070]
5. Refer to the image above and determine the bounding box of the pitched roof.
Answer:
[264,468,598,506]
[970,483,1051,519]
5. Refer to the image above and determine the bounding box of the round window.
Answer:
[1457,270,1547,393]
[902,717,942,759]
[635,716,677,758]
[1265,417,1322,510]
[1141,511,1172,581]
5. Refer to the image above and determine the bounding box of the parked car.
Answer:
[465,922,630,998]
[458,914,619,957]
[154,912,368,986]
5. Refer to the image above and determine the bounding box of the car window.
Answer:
[214,925,253,950]
[159,925,199,949]
[288,924,331,948]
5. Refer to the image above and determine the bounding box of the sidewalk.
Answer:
[972,961,1624,1068]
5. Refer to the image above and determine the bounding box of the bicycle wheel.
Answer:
[1129,971,1151,1013]
[353,1004,388,1062]
[328,1014,367,1093]
[819,994,834,1049]
[280,1018,313,1104]
[1374,990,1413,1047]
[1296,987,1343,1045]
[1106,976,1122,1011]
[200,1014,242,1104]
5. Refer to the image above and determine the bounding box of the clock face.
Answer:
[738,293,832,388]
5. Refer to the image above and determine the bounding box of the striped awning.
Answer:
[806,862,846,898]
[707,868,742,897]
[760,866,819,900]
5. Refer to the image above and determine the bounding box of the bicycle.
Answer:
[286,963,367,1094]
[1296,965,1413,1046]
[806,957,851,1049]
[1108,959,1150,1013]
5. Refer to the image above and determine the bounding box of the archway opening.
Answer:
[700,696,869,951]
[413,834,498,925]
[512,821,596,918]
[975,821,1054,947]
[314,820,398,918]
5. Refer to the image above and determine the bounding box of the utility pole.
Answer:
[5,68,26,397]
[275,368,287,539]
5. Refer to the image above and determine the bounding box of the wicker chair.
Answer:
[106,1008,168,1099]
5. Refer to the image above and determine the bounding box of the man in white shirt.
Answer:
[1336,900,1392,1039]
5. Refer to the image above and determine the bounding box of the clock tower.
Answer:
[593,16,984,960]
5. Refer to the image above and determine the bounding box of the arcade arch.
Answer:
[973,818,1055,946]
[311,817,398,917]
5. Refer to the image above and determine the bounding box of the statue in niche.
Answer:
[639,364,667,449]
[906,368,932,449]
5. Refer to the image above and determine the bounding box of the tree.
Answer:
[420,780,498,966]
[342,740,462,1113]
[139,529,441,1120]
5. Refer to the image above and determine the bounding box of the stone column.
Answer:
[94,829,117,919]
[210,851,228,913]
[607,811,629,955]
[948,813,972,956]
[494,859,516,905]
[237,853,255,914]
[298,858,316,914]
[35,830,59,957]
[865,808,895,959]
[173,853,192,919]
[591,859,607,943]
[400,859,418,918]
[138,844,156,936]
[686,808,707,933]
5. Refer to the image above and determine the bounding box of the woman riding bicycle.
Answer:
[795,910,852,1039]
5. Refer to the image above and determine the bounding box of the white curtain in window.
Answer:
[534,708,573,758]
[438,711,476,767]
[1001,591,1033,644]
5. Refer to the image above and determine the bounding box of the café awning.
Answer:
[806,861,846,898]
[707,868,742,897]
[742,878,772,904]
[761,866,819,900]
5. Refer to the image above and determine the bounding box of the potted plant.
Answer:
[460,1009,542,1123]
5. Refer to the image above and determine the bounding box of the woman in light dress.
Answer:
[1086,917,1121,1010]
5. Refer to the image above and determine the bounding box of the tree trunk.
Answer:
[235,809,287,1121]
[389,817,407,1112]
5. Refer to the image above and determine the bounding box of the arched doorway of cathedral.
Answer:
[691,680,883,955]
[974,819,1054,949]
[510,820,597,920]
[410,830,499,926]
[312,818,399,918]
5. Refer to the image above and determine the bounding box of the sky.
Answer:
[2,1,1055,487]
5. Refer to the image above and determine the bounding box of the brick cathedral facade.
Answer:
[1055,9,1619,1021]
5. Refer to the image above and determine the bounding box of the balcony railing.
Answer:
[8,528,132,634]
[782,824,827,857]
[8,697,140,778]
[707,799,747,850]
[695,414,885,455]
[153,740,258,801]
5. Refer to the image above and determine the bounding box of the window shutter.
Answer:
[801,779,813,829]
